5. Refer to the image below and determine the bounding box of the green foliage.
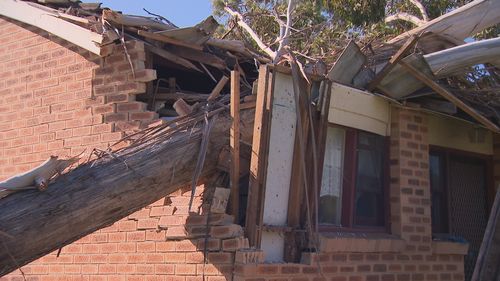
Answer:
[211,0,497,62]
[320,0,386,26]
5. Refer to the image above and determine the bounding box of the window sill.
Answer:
[319,232,405,253]
[432,240,469,255]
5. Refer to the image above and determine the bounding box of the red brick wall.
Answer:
[0,16,157,181]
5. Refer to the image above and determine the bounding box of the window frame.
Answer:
[429,146,494,234]
[318,124,390,233]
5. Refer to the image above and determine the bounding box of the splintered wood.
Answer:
[0,156,79,199]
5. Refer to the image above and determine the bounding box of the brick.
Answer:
[196,238,221,252]
[222,237,249,251]
[155,264,174,275]
[137,218,159,230]
[137,241,155,252]
[156,241,176,252]
[127,230,146,242]
[210,224,244,239]
[234,250,264,264]
[104,112,128,123]
[131,69,157,82]
[165,226,188,239]
[116,102,147,112]
[130,111,157,121]
[175,264,196,275]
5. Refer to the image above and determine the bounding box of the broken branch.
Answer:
[224,6,277,59]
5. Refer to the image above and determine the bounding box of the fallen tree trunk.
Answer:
[0,109,244,276]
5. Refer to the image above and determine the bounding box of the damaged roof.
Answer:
[0,0,268,68]
[328,0,500,132]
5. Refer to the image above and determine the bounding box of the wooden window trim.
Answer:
[319,124,390,233]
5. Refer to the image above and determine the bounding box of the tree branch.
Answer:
[408,0,429,22]
[385,12,426,26]
[275,0,296,62]
[224,6,277,59]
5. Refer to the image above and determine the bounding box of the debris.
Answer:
[0,156,79,199]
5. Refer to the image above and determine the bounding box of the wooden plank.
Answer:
[154,92,209,102]
[245,65,271,247]
[146,45,202,72]
[166,45,227,70]
[424,36,500,78]
[368,35,419,91]
[399,58,500,132]
[138,30,203,51]
[207,76,230,101]
[0,0,103,56]
[389,0,500,45]
[240,101,256,110]
[284,74,310,262]
[472,188,500,281]
[327,40,366,85]
[230,69,240,223]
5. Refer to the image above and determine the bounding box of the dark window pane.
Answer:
[354,132,385,227]
[430,153,448,233]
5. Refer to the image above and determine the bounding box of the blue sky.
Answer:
[90,1,214,27]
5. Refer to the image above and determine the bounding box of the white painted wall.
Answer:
[261,72,296,262]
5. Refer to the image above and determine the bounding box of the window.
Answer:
[319,126,387,230]
[429,152,449,233]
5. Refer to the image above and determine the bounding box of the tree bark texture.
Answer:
[0,112,233,276]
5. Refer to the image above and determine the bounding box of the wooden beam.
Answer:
[368,35,419,91]
[146,45,202,72]
[424,36,500,78]
[0,0,103,56]
[138,30,203,51]
[154,92,209,102]
[245,65,271,247]
[399,59,500,132]
[166,45,227,70]
[230,69,240,223]
[472,188,500,281]
[208,76,229,101]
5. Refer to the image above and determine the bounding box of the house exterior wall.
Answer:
[233,106,466,281]
[0,16,158,181]
[0,17,475,281]
[0,16,246,281]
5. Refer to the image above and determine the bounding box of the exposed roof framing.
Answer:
[0,0,104,56]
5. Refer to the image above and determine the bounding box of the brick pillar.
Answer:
[389,106,432,253]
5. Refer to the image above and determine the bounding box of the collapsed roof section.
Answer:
[328,0,500,133]
[0,0,268,75]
